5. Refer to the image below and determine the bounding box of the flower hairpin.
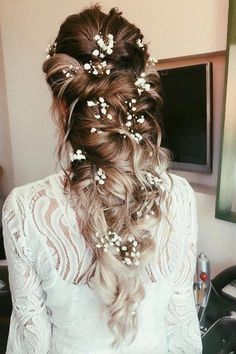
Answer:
[95,231,140,266]
[145,172,165,191]
[125,99,146,128]
[90,127,103,134]
[122,99,145,143]
[125,99,137,128]
[62,65,79,79]
[83,33,114,77]
[93,33,114,58]
[84,60,110,76]
[70,149,86,162]
[130,131,143,143]
[46,42,57,59]
[87,97,113,120]
[95,168,106,185]
[135,73,151,95]
[136,38,145,49]
[148,57,158,65]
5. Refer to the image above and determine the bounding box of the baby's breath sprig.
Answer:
[95,231,140,266]
[62,65,79,79]
[46,42,57,59]
[70,149,86,162]
[87,97,112,120]
[95,168,106,185]
[135,73,151,95]
[93,33,114,58]
[84,60,110,76]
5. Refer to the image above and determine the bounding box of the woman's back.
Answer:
[2,170,202,353]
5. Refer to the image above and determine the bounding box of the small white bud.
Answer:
[92,49,99,56]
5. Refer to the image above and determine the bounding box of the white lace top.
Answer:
[2,170,202,354]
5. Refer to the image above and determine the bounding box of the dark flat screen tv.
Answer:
[159,63,212,174]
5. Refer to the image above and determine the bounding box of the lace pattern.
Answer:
[2,170,202,353]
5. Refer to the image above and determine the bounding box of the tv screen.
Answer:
[159,63,212,174]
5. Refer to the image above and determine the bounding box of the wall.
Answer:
[0,27,14,199]
[0,0,234,277]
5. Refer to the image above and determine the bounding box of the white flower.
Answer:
[124,257,132,265]
[107,113,113,120]
[95,168,106,184]
[94,33,114,58]
[91,127,97,133]
[92,49,99,56]
[106,48,113,55]
[87,100,97,107]
[95,230,140,266]
[137,115,145,124]
[131,131,143,143]
[70,149,86,162]
[92,68,98,75]
[84,63,91,70]
[136,38,144,48]
[128,236,135,242]
[135,73,151,95]
[107,34,114,40]
[149,57,158,64]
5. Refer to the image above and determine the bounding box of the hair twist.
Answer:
[43,4,173,347]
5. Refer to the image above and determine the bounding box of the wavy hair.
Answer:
[43,4,174,347]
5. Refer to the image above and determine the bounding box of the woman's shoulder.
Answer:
[3,171,65,215]
[163,170,195,197]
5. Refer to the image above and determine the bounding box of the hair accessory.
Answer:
[70,149,86,162]
[46,42,57,59]
[145,172,164,191]
[87,100,97,107]
[84,60,110,76]
[93,33,114,58]
[130,131,142,143]
[122,99,145,143]
[125,99,146,128]
[148,57,158,65]
[136,38,144,49]
[87,97,112,120]
[62,65,79,79]
[90,127,103,134]
[95,231,140,266]
[135,73,151,95]
[124,99,137,128]
[95,168,106,184]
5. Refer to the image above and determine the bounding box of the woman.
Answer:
[2,4,202,354]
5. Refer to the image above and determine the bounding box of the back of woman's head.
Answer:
[43,4,173,347]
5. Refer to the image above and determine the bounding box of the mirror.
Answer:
[215,0,236,223]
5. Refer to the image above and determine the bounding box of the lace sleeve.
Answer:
[2,188,52,354]
[166,181,202,353]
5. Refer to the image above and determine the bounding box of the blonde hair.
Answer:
[43,4,174,347]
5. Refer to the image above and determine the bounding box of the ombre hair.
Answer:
[43,4,174,347]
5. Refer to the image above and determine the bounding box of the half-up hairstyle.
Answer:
[43,4,174,348]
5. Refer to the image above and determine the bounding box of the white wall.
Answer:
[0,27,14,198]
[0,0,235,277]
